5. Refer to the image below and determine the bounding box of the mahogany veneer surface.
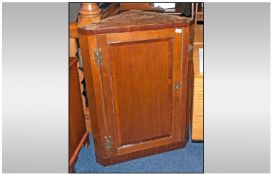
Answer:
[78,10,194,166]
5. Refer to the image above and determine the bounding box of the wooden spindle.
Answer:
[69,38,77,58]
[78,3,101,27]
[76,3,102,133]
[69,3,102,171]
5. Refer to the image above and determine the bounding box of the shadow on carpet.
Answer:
[75,134,203,173]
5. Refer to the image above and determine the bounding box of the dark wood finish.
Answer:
[187,23,195,140]
[119,3,183,15]
[120,3,156,10]
[195,3,204,23]
[78,10,194,166]
[100,3,120,20]
[69,57,89,172]
[97,141,186,166]
[99,3,182,20]
[192,3,204,25]
[119,3,164,13]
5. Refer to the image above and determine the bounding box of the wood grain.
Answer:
[69,3,104,133]
[119,3,164,12]
[97,140,187,166]
[120,3,155,10]
[70,22,78,38]
[192,76,203,141]
[78,3,101,28]
[192,24,203,141]
[69,57,89,172]
[78,10,193,35]
[110,38,173,146]
[100,3,120,20]
[100,3,182,20]
[194,24,203,45]
[79,10,193,166]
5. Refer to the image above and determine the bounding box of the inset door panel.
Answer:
[108,38,174,147]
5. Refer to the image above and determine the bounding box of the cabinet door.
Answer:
[81,28,189,165]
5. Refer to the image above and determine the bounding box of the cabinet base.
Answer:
[96,139,188,166]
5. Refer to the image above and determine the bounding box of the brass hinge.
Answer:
[94,48,102,65]
[104,136,112,150]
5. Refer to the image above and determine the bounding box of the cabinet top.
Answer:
[78,10,193,35]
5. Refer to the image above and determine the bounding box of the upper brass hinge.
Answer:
[94,48,102,65]
[104,136,112,150]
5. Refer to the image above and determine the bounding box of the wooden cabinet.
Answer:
[78,10,194,166]
[192,25,203,141]
[69,57,89,172]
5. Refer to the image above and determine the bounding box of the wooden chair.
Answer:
[192,3,204,25]
[69,3,101,172]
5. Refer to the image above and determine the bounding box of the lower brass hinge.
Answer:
[104,136,112,150]
[94,48,102,65]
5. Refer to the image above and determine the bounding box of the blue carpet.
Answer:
[75,134,203,173]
